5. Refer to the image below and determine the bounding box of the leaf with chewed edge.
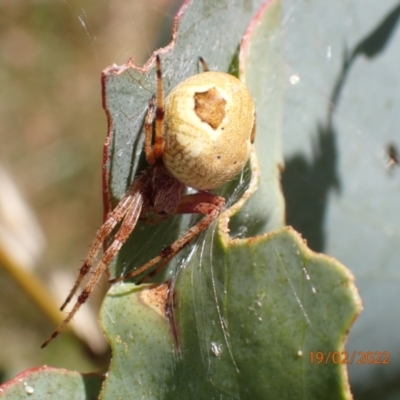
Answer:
[100,0,361,399]
[101,148,361,399]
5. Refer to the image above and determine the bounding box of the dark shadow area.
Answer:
[82,372,105,399]
[282,123,340,252]
[281,2,400,253]
[352,371,400,400]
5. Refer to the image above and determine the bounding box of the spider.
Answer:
[41,55,255,348]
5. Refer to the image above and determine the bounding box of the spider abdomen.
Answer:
[162,71,255,190]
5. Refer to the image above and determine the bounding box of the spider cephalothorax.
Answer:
[42,55,255,348]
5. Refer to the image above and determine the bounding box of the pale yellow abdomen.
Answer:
[162,71,255,190]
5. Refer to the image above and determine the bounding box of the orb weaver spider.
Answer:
[41,55,255,348]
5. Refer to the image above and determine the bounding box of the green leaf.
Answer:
[99,0,361,399]
[0,366,103,400]
[279,1,400,395]
[233,0,285,235]
[101,222,360,399]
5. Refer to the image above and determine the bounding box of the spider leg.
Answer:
[144,95,156,165]
[59,179,145,311]
[41,182,145,348]
[199,56,209,72]
[109,192,225,284]
[145,55,165,165]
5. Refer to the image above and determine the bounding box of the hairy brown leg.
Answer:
[109,192,225,284]
[59,179,145,311]
[41,182,145,348]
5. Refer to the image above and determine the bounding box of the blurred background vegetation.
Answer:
[0,0,181,381]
